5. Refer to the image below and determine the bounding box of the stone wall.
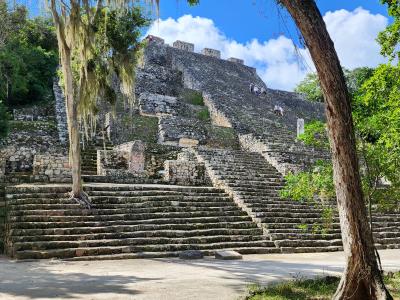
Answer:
[158,116,208,146]
[145,144,180,179]
[97,150,129,176]
[164,149,210,186]
[32,154,71,182]
[13,104,55,122]
[53,79,68,144]
[98,140,146,177]
[173,40,194,52]
[139,93,178,116]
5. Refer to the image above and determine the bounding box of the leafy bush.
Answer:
[280,160,335,203]
[298,120,329,149]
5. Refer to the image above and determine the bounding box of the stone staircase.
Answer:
[6,183,279,260]
[195,148,400,252]
[81,138,113,176]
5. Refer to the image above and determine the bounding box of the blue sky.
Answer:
[18,0,391,91]
[155,0,390,45]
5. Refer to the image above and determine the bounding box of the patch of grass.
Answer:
[246,273,400,300]
[122,114,159,144]
[197,108,210,121]
[207,126,240,149]
[385,272,400,299]
[181,89,204,106]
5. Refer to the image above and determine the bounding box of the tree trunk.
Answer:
[60,47,83,198]
[279,1,392,299]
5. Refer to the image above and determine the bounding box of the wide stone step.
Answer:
[266,222,341,229]
[224,182,284,188]
[10,206,244,217]
[11,215,253,229]
[6,184,224,195]
[376,237,400,244]
[10,221,259,237]
[251,206,324,213]
[275,239,343,248]
[270,232,342,240]
[217,174,282,181]
[262,216,340,224]
[14,240,276,259]
[8,194,233,206]
[50,246,282,261]
[11,228,264,243]
[11,200,238,211]
[10,210,248,223]
[280,245,343,253]
[256,211,326,219]
[268,228,342,234]
[13,234,270,252]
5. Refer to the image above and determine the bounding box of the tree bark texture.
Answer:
[50,2,84,199]
[279,0,392,299]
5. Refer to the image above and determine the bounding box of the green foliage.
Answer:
[246,273,400,300]
[377,0,400,61]
[280,160,335,202]
[0,101,9,140]
[197,108,210,121]
[68,5,149,130]
[295,67,374,102]
[295,73,323,102]
[0,3,58,107]
[298,120,329,149]
[246,276,340,300]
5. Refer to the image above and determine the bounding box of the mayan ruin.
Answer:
[1,1,399,299]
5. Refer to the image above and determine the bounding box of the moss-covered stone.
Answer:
[180,89,204,106]
[121,114,159,144]
[206,126,240,149]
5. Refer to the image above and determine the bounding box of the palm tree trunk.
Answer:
[279,0,392,299]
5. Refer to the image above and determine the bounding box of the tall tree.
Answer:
[278,0,392,299]
[47,1,147,203]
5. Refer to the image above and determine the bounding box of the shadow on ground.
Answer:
[0,256,159,299]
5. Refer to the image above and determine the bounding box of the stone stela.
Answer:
[297,118,305,137]
[129,141,146,174]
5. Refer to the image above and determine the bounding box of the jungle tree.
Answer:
[276,1,392,298]
[47,0,147,204]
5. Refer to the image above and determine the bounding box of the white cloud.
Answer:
[146,8,388,91]
[324,7,388,69]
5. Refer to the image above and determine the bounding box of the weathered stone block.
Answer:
[139,92,178,116]
[179,250,204,260]
[129,140,146,173]
[215,250,242,260]
[297,118,305,137]
[227,57,244,64]
[179,138,199,148]
[202,48,221,59]
[173,40,194,52]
